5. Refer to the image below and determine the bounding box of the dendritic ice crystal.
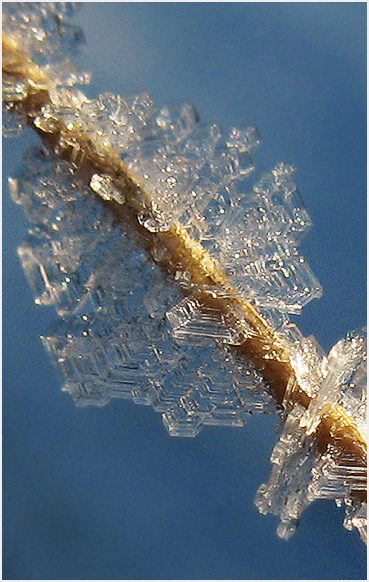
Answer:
[31,85,322,321]
[256,330,367,541]
[3,1,367,544]
[10,147,276,436]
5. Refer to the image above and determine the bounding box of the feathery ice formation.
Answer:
[3,2,367,542]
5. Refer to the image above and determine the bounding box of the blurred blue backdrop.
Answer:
[3,3,366,580]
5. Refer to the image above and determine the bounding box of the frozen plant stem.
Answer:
[3,29,367,476]
[3,30,366,481]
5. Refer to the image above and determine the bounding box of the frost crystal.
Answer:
[2,3,89,137]
[3,3,85,70]
[3,4,366,543]
[12,147,275,437]
[166,297,249,345]
[12,144,365,540]
[27,84,322,318]
[257,329,367,542]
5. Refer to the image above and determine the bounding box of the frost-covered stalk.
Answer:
[2,3,367,542]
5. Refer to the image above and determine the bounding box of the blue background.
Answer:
[3,3,367,580]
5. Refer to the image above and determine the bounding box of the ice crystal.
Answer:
[257,329,367,542]
[2,3,89,137]
[28,84,322,317]
[3,3,85,70]
[3,2,366,544]
[166,297,249,345]
[12,147,275,436]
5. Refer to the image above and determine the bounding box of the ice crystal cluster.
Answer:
[10,146,276,436]
[256,330,367,541]
[33,86,323,323]
[2,2,89,136]
[2,2,85,77]
[3,2,367,543]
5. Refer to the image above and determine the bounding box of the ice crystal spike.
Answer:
[166,297,249,345]
[226,126,261,153]
[255,403,315,540]
[3,2,366,546]
[344,502,368,545]
[90,173,126,204]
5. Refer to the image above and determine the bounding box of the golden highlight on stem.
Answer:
[3,33,366,484]
[2,33,50,86]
